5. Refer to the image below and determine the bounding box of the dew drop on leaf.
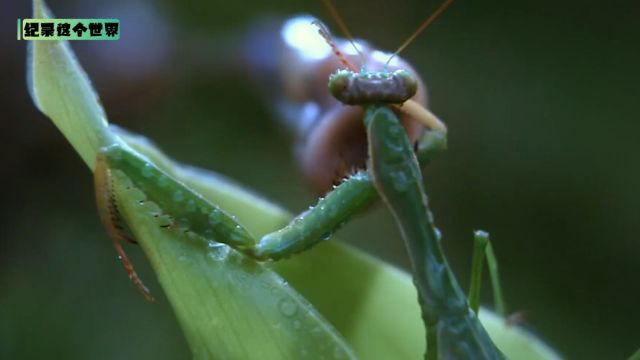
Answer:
[278,298,298,317]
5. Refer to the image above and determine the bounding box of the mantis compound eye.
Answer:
[328,69,418,105]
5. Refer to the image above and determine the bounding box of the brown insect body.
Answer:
[242,16,428,195]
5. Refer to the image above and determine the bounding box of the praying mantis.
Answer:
[91,0,507,358]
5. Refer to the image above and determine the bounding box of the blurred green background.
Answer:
[1,0,638,358]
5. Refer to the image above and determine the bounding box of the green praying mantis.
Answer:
[22,0,523,358]
[91,0,509,358]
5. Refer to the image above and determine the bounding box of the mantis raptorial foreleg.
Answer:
[94,121,447,297]
[254,124,447,260]
[397,100,448,133]
[364,105,503,359]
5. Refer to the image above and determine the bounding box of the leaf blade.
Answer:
[112,170,355,359]
[28,0,119,168]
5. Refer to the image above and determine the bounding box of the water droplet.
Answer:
[142,163,153,178]
[390,169,410,192]
[204,228,214,239]
[141,163,153,178]
[208,210,220,225]
[320,232,332,240]
[278,298,298,317]
[157,175,169,187]
[173,190,184,202]
[186,199,196,212]
[293,319,302,329]
[207,242,230,261]
[310,326,323,337]
[230,226,245,242]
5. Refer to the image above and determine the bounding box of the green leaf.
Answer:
[111,169,355,359]
[28,0,120,168]
[27,0,562,358]
[28,1,355,358]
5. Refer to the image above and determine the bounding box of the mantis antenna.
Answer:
[386,0,456,66]
[320,0,366,68]
[313,20,359,72]
[316,0,450,133]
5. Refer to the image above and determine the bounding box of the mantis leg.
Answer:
[94,123,447,298]
[484,234,507,318]
[396,99,447,133]
[97,145,256,253]
[94,145,259,301]
[94,154,154,302]
[253,126,447,260]
[468,230,490,314]
[364,105,503,359]
[468,230,508,318]
[254,171,378,259]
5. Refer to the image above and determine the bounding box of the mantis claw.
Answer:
[94,153,155,303]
